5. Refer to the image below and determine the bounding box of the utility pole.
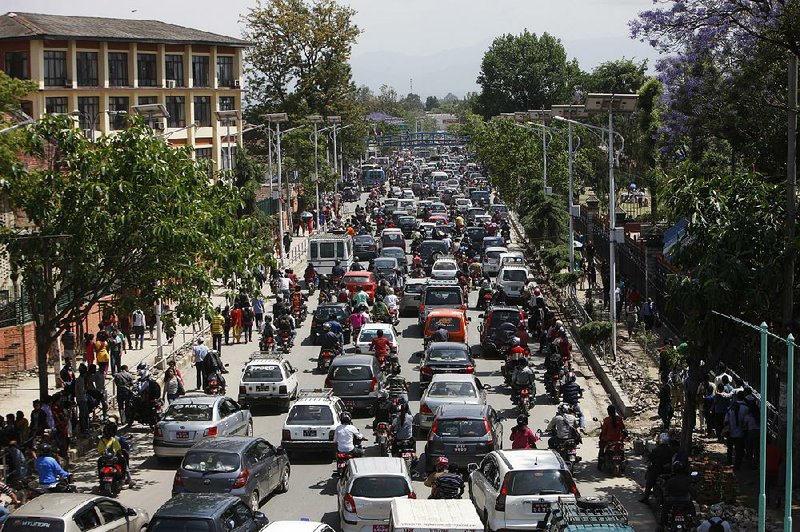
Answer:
[786,53,797,330]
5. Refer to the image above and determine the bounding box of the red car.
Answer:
[343,271,377,303]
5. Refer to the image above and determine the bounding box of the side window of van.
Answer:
[310,242,318,260]
[337,241,344,257]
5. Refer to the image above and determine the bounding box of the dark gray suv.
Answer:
[149,493,269,532]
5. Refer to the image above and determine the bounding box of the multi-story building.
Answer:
[0,11,248,169]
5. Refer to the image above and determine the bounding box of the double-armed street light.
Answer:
[216,109,242,171]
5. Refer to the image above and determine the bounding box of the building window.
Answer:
[43,50,67,86]
[4,51,29,79]
[77,96,100,131]
[108,97,129,130]
[194,96,211,127]
[192,55,209,87]
[219,96,235,111]
[138,96,157,106]
[221,146,236,170]
[108,52,129,86]
[20,101,32,119]
[166,96,185,128]
[76,52,98,87]
[137,53,157,87]
[216,56,234,87]
[196,147,213,176]
[45,97,68,114]
[165,54,184,87]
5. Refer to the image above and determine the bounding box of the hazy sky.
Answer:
[3,0,661,97]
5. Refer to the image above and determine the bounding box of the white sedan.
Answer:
[354,323,399,354]
[430,258,459,280]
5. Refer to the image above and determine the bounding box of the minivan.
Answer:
[496,265,531,301]
[309,233,354,275]
[419,280,465,325]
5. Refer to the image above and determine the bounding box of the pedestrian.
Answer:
[146,310,156,340]
[614,285,622,321]
[222,305,231,345]
[4,439,27,486]
[14,411,29,443]
[61,326,76,366]
[119,312,133,350]
[253,296,264,331]
[231,305,242,344]
[113,365,134,425]
[88,363,108,423]
[724,390,749,470]
[698,371,715,436]
[657,374,673,429]
[59,358,74,394]
[744,393,760,466]
[588,262,597,289]
[74,364,89,434]
[94,331,110,374]
[108,327,123,375]
[132,308,146,349]
[625,304,639,338]
[29,400,44,437]
[712,379,733,440]
[640,297,656,330]
[283,232,292,254]
[192,338,209,390]
[162,368,181,405]
[241,305,254,343]
[167,359,184,385]
[210,307,224,352]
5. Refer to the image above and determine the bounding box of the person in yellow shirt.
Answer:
[95,332,110,374]
[210,308,224,351]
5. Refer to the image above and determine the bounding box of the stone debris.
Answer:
[604,347,659,414]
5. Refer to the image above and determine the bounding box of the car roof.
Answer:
[500,265,529,271]
[497,449,566,470]
[170,394,221,406]
[155,493,240,518]
[437,403,489,417]
[405,278,427,285]
[429,373,477,383]
[331,354,377,366]
[188,436,260,452]
[13,493,108,517]
[427,341,469,350]
[485,246,509,252]
[427,309,465,319]
[316,303,348,310]
[265,522,332,532]
[361,323,395,331]
[349,457,408,476]
[344,271,372,278]
[489,306,521,313]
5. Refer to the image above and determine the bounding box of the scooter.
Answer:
[552,438,580,473]
[336,436,366,476]
[317,348,338,372]
[259,335,275,354]
[97,450,124,496]
[279,330,293,353]
[205,371,226,395]
[600,440,627,476]
[393,439,418,472]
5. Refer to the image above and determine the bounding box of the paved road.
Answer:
[67,196,656,530]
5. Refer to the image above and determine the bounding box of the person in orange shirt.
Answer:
[230,305,243,344]
[599,405,626,465]
[346,225,355,236]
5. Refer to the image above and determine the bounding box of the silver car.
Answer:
[154,393,253,458]
[337,457,415,532]
[5,493,149,532]
[399,279,426,316]
[417,374,489,431]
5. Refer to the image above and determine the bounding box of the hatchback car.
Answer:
[455,198,473,213]
[172,437,290,511]
[468,450,578,531]
[422,309,469,346]
[424,403,503,473]
[430,258,459,280]
[380,231,406,252]
[418,240,449,266]
[482,246,509,276]
[154,395,253,458]
[238,354,299,411]
[496,265,531,302]
[399,279,426,316]
[281,390,347,457]
[418,341,474,386]
[479,306,526,356]
[353,234,378,261]
[418,280,465,325]
[337,457,415,532]
[466,207,488,223]
[325,355,384,412]
[379,247,408,273]
[372,257,401,286]
[354,323,399,355]
[343,272,377,303]
[149,493,269,532]
[417,374,488,431]
[5,494,148,532]
[310,303,350,345]
[397,215,418,238]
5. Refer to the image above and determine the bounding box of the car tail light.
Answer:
[232,468,250,489]
[203,426,218,437]
[279,385,287,394]
[421,365,433,376]
[370,245,377,251]
[465,364,474,374]
[370,378,378,391]
[239,385,246,394]
[430,419,439,437]
[282,429,291,441]
[344,493,357,514]
[419,305,425,313]
[154,427,163,438]
[496,473,510,511]
[408,492,416,499]
[484,418,493,446]
[420,403,432,415]
[570,480,580,496]
[173,471,183,486]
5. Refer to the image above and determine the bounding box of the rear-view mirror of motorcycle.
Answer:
[478,314,484,319]
[483,384,491,390]
[592,417,598,422]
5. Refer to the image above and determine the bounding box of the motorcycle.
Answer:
[501,228,511,243]
[470,271,482,290]
[292,305,307,325]
[388,308,400,326]
[600,440,627,476]
[393,438,417,471]
[279,330,293,353]
[317,348,338,372]
[476,290,492,311]
[515,387,532,416]
[29,476,76,499]
[259,335,275,354]
[305,275,317,295]
[128,391,163,428]
[552,438,580,473]
[375,422,390,457]
[205,371,226,395]
[97,450,125,496]
[336,436,366,476]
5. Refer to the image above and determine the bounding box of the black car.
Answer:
[418,240,450,267]
[397,215,418,237]
[311,303,350,344]
[464,226,487,248]
[424,403,502,473]
[419,342,475,386]
[380,247,408,273]
[354,234,378,261]
[149,493,268,532]
[479,306,524,355]
[343,187,359,201]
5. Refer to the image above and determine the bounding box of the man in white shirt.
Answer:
[384,290,399,311]
[335,413,364,456]
[132,309,146,349]
[279,275,291,300]
[192,339,209,390]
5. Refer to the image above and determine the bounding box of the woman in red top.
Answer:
[510,415,539,449]
[599,405,626,462]
[230,306,243,344]
[84,333,96,365]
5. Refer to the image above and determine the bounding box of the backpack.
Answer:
[147,379,161,400]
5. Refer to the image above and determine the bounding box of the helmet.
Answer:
[376,295,383,301]
[671,460,686,474]
[341,412,352,424]
[555,320,563,328]
[38,443,53,456]
[511,338,520,346]
[435,456,449,469]
[567,372,576,383]
[516,414,528,426]
[534,288,541,296]
[323,322,332,331]
[658,433,670,445]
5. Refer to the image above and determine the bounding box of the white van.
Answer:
[308,233,353,275]
[498,251,525,272]
[389,499,482,532]
[431,171,449,190]
[496,264,531,301]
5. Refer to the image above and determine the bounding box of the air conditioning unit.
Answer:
[166,79,176,89]
[154,122,165,131]
[234,80,240,89]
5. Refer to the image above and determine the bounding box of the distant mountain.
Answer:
[350,35,660,99]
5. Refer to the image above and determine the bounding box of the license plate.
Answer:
[675,515,685,522]
[303,429,317,437]
[256,386,270,392]
[176,431,189,439]
[531,503,549,513]
[344,400,356,409]
[103,478,113,483]
[454,445,467,452]
[373,525,389,532]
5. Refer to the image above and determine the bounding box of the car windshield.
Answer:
[490,310,521,327]
[399,217,416,224]
[163,403,213,422]
[374,259,396,269]
[486,251,503,260]
[434,419,488,438]
[427,346,469,362]
[347,275,371,284]
[4,518,65,532]
[354,236,374,244]
[425,289,462,305]
[427,317,462,333]
[428,381,477,398]
[359,329,393,342]
[507,470,573,496]
[502,270,528,282]
[491,205,508,213]
[330,365,373,381]
[382,249,403,258]
[433,262,456,271]
[350,476,410,498]
[242,365,283,382]
[315,306,346,321]
[404,283,424,294]
[287,405,334,426]
[182,451,240,473]
[149,518,212,532]
[382,234,404,243]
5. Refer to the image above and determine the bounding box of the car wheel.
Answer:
[576,496,609,510]
[246,421,253,437]
[249,490,260,512]
[276,465,290,493]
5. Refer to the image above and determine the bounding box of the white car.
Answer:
[482,246,508,276]
[402,189,415,199]
[280,389,347,457]
[496,265,531,301]
[455,198,473,213]
[265,522,334,532]
[430,258,459,280]
[355,323,399,354]
[468,449,578,530]
[238,352,299,411]
[337,457,415,532]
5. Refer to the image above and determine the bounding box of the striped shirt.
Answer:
[434,473,464,499]
[0,480,15,497]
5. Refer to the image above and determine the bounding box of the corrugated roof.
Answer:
[0,12,249,47]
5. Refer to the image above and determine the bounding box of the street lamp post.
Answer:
[308,115,324,232]
[216,110,242,171]
[265,113,289,266]
[529,110,554,195]
[584,93,639,360]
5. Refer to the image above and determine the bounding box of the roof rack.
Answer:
[297,388,335,400]
[553,495,629,527]
[248,351,284,361]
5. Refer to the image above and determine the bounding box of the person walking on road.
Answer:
[192,338,209,390]
[241,305,254,343]
[114,365,134,425]
[162,368,181,405]
[230,305,242,344]
[61,327,76,366]
[132,309,146,349]
[210,308,224,352]
[724,390,749,470]
[252,297,264,331]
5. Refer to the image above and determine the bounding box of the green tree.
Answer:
[5,115,263,399]
[399,93,424,114]
[425,96,439,111]
[474,31,582,118]
[0,71,37,177]
[582,58,647,94]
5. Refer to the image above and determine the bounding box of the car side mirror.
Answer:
[253,511,268,523]
[467,463,478,473]
[276,447,287,455]
[224,363,230,367]
[467,317,472,322]
[126,508,137,517]
[483,384,491,390]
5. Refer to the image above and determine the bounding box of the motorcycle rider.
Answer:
[353,286,369,309]
[319,323,342,361]
[202,349,227,391]
[369,329,393,359]
[97,423,134,488]
[511,358,535,404]
[350,261,365,271]
[373,295,390,323]
[331,260,346,284]
[510,415,540,449]
[260,316,275,346]
[424,456,450,489]
[659,460,695,526]
[391,401,414,456]
[697,517,733,532]
[276,312,296,347]
[429,325,450,343]
[272,296,288,318]
[384,288,399,316]
[546,404,579,450]
[335,412,365,458]
[561,372,583,405]
[303,262,318,289]
[290,285,308,319]
[639,433,676,503]
[386,364,409,402]
[431,463,465,500]
[36,443,71,492]
[598,405,626,469]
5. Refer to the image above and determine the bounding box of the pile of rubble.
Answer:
[606,346,659,414]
